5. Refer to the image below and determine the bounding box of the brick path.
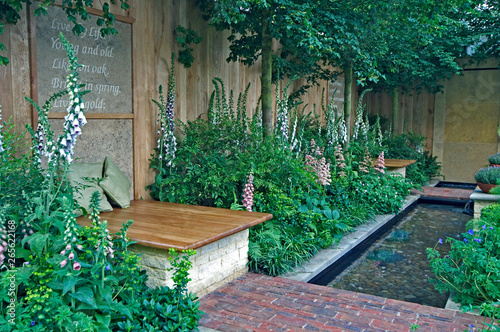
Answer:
[199,273,479,331]
[412,186,475,201]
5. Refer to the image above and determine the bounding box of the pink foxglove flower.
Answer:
[68,252,74,260]
[73,262,81,270]
[60,259,68,268]
[305,140,332,186]
[334,144,347,177]
[242,172,255,212]
[374,151,385,174]
[359,149,372,174]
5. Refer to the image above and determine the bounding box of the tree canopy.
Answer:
[196,0,480,139]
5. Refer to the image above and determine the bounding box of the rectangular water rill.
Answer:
[313,203,471,308]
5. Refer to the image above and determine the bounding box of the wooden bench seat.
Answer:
[384,158,417,168]
[77,200,273,250]
[377,158,416,178]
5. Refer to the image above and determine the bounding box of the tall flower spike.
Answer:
[242,172,255,212]
[275,80,294,150]
[89,191,114,259]
[359,148,371,173]
[57,33,87,164]
[0,214,7,266]
[374,151,385,174]
[60,196,82,270]
[305,140,332,186]
[154,53,177,167]
[334,144,347,177]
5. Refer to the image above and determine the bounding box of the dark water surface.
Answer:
[327,204,471,308]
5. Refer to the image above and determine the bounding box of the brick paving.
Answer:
[412,185,475,201]
[199,273,479,331]
[199,185,482,332]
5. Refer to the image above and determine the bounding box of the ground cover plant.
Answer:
[427,204,500,331]
[0,34,202,331]
[149,78,418,276]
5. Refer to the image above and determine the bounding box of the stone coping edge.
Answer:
[470,189,500,202]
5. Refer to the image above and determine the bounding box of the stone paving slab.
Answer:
[199,273,481,331]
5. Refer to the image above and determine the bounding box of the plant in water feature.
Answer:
[0,33,201,331]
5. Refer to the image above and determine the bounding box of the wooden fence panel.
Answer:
[1,0,331,199]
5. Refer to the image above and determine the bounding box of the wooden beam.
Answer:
[47,112,134,119]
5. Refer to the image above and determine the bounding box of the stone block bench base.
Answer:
[132,229,250,297]
[77,200,272,296]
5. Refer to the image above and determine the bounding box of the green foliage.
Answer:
[350,173,414,215]
[148,77,415,276]
[427,205,500,330]
[475,166,500,185]
[383,132,442,185]
[466,0,500,63]
[175,25,202,68]
[0,40,201,331]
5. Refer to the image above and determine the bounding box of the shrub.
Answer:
[488,153,500,165]
[427,205,500,330]
[475,166,500,184]
[350,173,414,215]
[383,132,442,185]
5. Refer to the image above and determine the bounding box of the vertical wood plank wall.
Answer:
[365,89,436,151]
[0,0,330,200]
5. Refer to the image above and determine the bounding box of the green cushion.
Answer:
[99,156,131,208]
[68,162,113,213]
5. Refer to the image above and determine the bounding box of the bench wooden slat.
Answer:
[77,200,273,250]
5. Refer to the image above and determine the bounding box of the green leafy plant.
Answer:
[350,173,414,215]
[427,205,500,331]
[475,166,500,185]
[175,25,202,68]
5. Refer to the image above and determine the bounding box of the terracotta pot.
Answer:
[490,163,500,167]
[477,182,498,193]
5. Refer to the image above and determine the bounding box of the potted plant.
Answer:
[488,153,500,167]
[474,166,500,193]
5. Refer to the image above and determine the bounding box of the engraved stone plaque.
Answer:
[36,7,132,113]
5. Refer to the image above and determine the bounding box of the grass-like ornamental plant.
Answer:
[488,153,500,165]
[475,166,500,184]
